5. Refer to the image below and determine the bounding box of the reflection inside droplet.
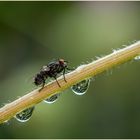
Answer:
[44,94,60,104]
[15,106,35,122]
[71,79,90,95]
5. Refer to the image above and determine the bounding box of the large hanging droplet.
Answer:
[134,55,140,60]
[44,94,60,104]
[15,106,35,122]
[71,79,90,95]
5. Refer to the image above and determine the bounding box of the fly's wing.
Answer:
[47,61,60,72]
[41,65,50,71]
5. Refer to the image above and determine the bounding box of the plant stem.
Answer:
[0,41,140,124]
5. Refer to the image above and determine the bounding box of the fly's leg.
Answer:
[42,81,45,88]
[63,68,67,83]
[66,67,74,71]
[63,67,74,83]
[54,76,61,87]
[39,80,45,92]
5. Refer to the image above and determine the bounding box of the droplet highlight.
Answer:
[15,106,35,122]
[44,94,60,104]
[134,55,140,60]
[71,79,90,95]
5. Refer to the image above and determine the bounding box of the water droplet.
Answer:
[44,94,60,104]
[134,55,140,60]
[15,106,35,122]
[71,79,90,95]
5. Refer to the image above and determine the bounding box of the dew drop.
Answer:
[15,106,35,122]
[44,93,60,104]
[71,79,90,95]
[134,55,140,60]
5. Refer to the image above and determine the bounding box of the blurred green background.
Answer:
[0,1,140,138]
